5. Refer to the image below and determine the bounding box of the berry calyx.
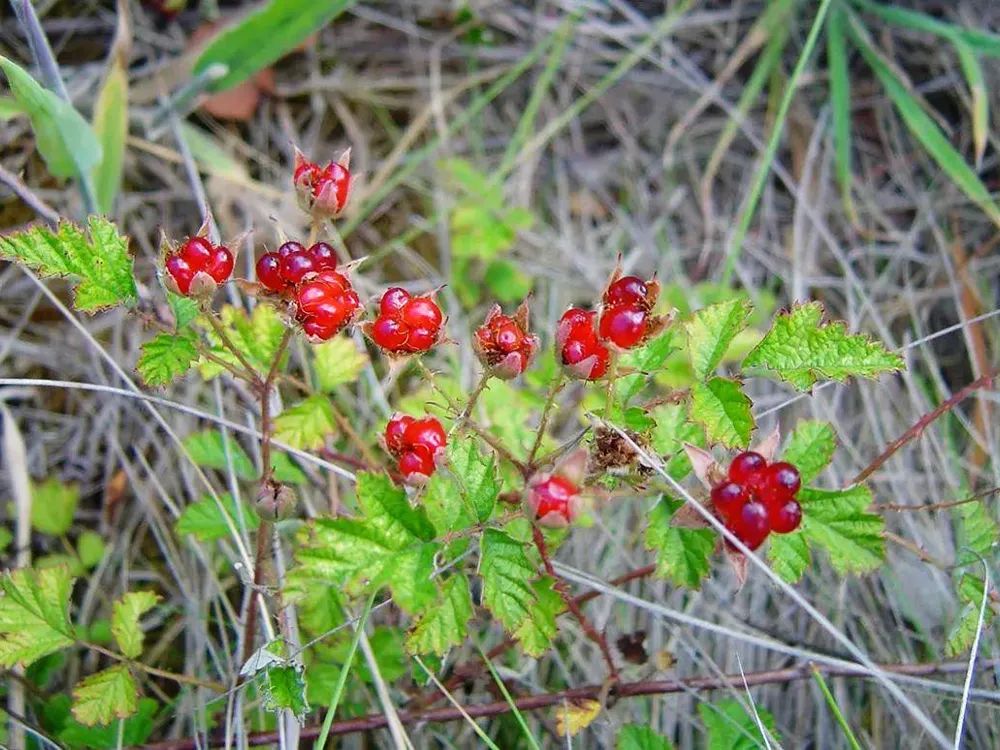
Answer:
[556,308,610,380]
[382,413,446,483]
[164,236,235,296]
[474,304,538,379]
[294,148,352,218]
[527,475,580,527]
[367,289,445,355]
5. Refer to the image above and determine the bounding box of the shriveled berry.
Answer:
[402,297,443,330]
[769,499,802,534]
[165,255,195,294]
[528,476,579,525]
[399,449,435,481]
[711,481,747,523]
[256,253,283,291]
[403,417,447,453]
[280,251,316,284]
[205,246,234,283]
[730,500,770,550]
[728,451,767,485]
[604,275,648,306]
[380,287,411,316]
[309,242,338,270]
[180,237,213,267]
[598,303,647,349]
[371,317,408,350]
[277,241,305,259]
[384,414,414,454]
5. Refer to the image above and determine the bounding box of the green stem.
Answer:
[811,666,864,750]
[528,373,564,466]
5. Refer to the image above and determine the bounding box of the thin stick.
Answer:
[206,314,262,386]
[84,643,225,692]
[528,373,564,465]
[0,164,60,225]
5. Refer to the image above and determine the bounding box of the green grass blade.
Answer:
[827,4,855,220]
[414,655,503,750]
[850,0,1000,57]
[722,0,835,286]
[847,15,1000,227]
[811,667,864,750]
[951,39,988,168]
[92,56,128,214]
[477,643,542,750]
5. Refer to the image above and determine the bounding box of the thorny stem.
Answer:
[457,370,490,428]
[206,313,262,387]
[527,372,564,466]
[530,524,619,680]
[877,486,1000,514]
[85,643,225,692]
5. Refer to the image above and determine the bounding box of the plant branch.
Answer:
[205,313,262,386]
[84,643,225,692]
[528,373,564,466]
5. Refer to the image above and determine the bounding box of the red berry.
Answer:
[313,270,349,291]
[764,462,801,498]
[403,416,447,453]
[205,246,234,283]
[728,451,767,485]
[730,500,770,550]
[314,162,351,214]
[384,414,414,454]
[494,321,523,352]
[297,281,333,314]
[180,237,213,268]
[399,449,435,481]
[371,317,408,350]
[310,298,352,328]
[280,251,316,284]
[301,317,338,341]
[309,242,338,270]
[769,499,802,534]
[277,241,305,259]
[256,253,283,291]
[528,476,578,524]
[165,255,195,294]
[402,297,443,330]
[711,481,747,523]
[560,334,610,380]
[380,287,411,316]
[598,303,647,349]
[604,275,648,306]
[405,326,438,352]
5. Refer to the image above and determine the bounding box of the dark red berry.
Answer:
[180,237,213,267]
[205,246,234,283]
[528,476,578,525]
[764,462,801,498]
[403,417,447,453]
[769,499,802,534]
[256,253,283,291]
[371,317,408,350]
[402,297,444,330]
[301,317,338,341]
[711,481,747,523]
[277,241,304,259]
[730,500,770,550]
[384,414,414,454]
[280,251,316,284]
[309,242,338,270]
[604,275,648,306]
[728,451,767,485]
[598,303,647,349]
[404,326,437,352]
[165,254,195,294]
[380,287,411,316]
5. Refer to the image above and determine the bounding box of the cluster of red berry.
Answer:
[293,148,352,218]
[383,414,447,482]
[526,474,581,527]
[255,241,339,294]
[473,304,537,379]
[164,237,234,296]
[711,451,802,550]
[556,273,663,380]
[366,287,445,355]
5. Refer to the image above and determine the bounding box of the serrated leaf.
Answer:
[768,485,884,582]
[273,395,337,450]
[511,576,562,657]
[447,440,500,523]
[646,497,715,588]
[175,493,260,542]
[781,421,836,484]
[76,531,106,569]
[649,403,706,480]
[405,575,474,656]
[556,698,602,737]
[946,574,994,656]
[31,478,79,535]
[617,724,674,750]
[742,302,903,390]
[685,298,752,380]
[616,331,678,403]
[955,500,998,567]
[138,330,197,387]
[700,698,778,750]
[71,666,137,726]
[0,566,75,667]
[193,0,355,92]
[0,55,102,179]
[92,54,127,213]
[263,664,308,719]
[313,336,367,391]
[0,218,136,311]
[689,377,754,449]
[58,697,157,748]
[111,591,159,659]
[199,304,286,379]
[166,289,199,329]
[295,473,437,614]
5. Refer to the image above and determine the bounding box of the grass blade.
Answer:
[414,655,502,750]
[827,4,855,221]
[847,15,1000,228]
[477,643,542,750]
[92,0,130,215]
[811,667,863,750]
[951,39,988,169]
[850,0,1000,57]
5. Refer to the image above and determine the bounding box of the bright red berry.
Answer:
[277,241,304,259]
[728,451,767,485]
[165,237,234,296]
[598,303,648,349]
[165,255,195,294]
[730,500,770,550]
[404,327,438,352]
[301,317,338,341]
[604,275,648,307]
[382,413,446,483]
[402,297,444,330]
[474,306,537,379]
[180,237,213,267]
[557,308,610,380]
[384,414,414,454]
[403,416,447,453]
[294,149,352,218]
[309,242,338,270]
[205,246,235,283]
[398,449,435,482]
[256,253,283,292]
[763,462,801,499]
[371,317,408,350]
[280,251,316,285]
[380,287,411,316]
[711,481,747,523]
[528,475,579,526]
[368,289,444,355]
[768,499,802,534]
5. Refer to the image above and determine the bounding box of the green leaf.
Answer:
[295,473,438,614]
[180,123,249,182]
[616,331,678,403]
[952,38,988,167]
[646,497,715,588]
[0,94,24,119]
[405,574,474,656]
[447,440,500,524]
[781,421,836,484]
[92,56,128,213]
[700,698,779,750]
[138,330,198,387]
[166,289,199,329]
[0,55,101,179]
[175,493,260,542]
[71,666,137,726]
[263,664,308,719]
[313,336,367,391]
[511,577,562,657]
[111,591,159,659]
[75,531,106,569]
[689,377,754,449]
[768,486,884,582]
[848,18,1000,226]
[0,218,136,312]
[0,566,75,667]
[58,697,158,749]
[183,429,256,480]
[742,302,903,390]
[273,395,337,450]
[31,478,79,535]
[483,258,533,303]
[852,0,1000,58]
[649,403,706,480]
[955,500,998,567]
[617,724,674,750]
[827,4,854,217]
[0,526,13,553]
[193,0,356,92]
[946,575,994,656]
[685,298,752,380]
[199,304,286,379]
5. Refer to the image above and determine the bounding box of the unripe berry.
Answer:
[527,475,579,526]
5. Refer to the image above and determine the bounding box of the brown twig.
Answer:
[140,658,998,749]
[852,368,999,485]
[877,486,1000,513]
